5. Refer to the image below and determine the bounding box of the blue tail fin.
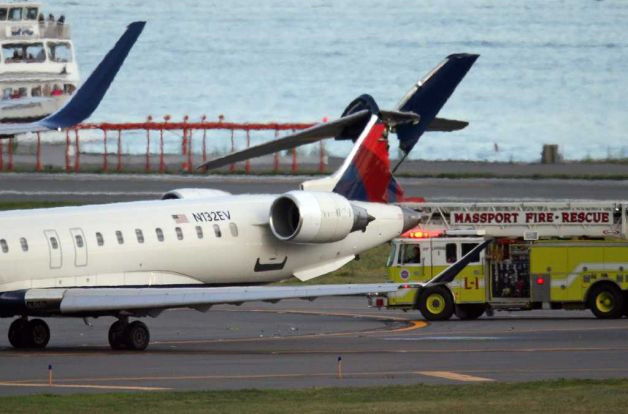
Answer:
[395,53,478,154]
[39,21,145,130]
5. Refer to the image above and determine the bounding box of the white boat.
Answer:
[0,2,78,122]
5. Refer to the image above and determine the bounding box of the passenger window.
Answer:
[446,243,457,263]
[50,237,58,250]
[461,243,480,263]
[75,234,84,248]
[135,229,144,243]
[402,244,421,265]
[0,239,7,253]
[96,232,104,246]
[26,7,38,20]
[8,7,22,21]
[0,8,7,20]
[213,224,222,238]
[229,223,238,237]
[20,237,28,252]
[175,227,183,240]
[195,226,203,239]
[115,230,124,245]
[156,228,164,242]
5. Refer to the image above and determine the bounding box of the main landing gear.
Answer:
[108,318,150,351]
[8,318,50,349]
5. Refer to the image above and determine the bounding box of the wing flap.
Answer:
[58,283,407,314]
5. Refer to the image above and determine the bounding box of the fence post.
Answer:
[116,129,122,172]
[181,115,189,172]
[102,129,108,172]
[7,138,13,171]
[229,129,235,172]
[273,129,279,172]
[65,130,71,171]
[187,124,193,172]
[160,115,169,172]
[201,115,207,163]
[245,129,251,174]
[145,115,152,172]
[35,132,42,171]
[74,128,80,172]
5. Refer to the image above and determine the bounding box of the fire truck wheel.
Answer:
[418,286,454,321]
[589,284,624,319]
[454,304,486,320]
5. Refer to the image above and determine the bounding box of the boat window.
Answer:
[213,224,222,238]
[20,237,28,252]
[8,7,22,21]
[47,41,72,63]
[25,44,45,62]
[64,84,76,95]
[96,232,104,246]
[2,44,26,63]
[0,239,7,253]
[2,89,10,100]
[75,234,84,248]
[155,228,164,242]
[31,86,42,97]
[115,230,124,245]
[229,223,238,237]
[135,229,144,244]
[175,227,183,240]
[195,226,203,239]
[49,237,58,250]
[0,8,7,21]
[446,243,457,263]
[26,7,38,20]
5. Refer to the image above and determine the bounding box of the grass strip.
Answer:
[1,378,627,414]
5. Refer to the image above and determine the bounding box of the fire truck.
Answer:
[372,201,628,320]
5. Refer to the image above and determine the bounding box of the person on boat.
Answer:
[51,85,63,96]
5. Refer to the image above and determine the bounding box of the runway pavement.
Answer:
[1,297,627,395]
[0,172,626,203]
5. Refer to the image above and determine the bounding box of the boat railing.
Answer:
[0,21,70,40]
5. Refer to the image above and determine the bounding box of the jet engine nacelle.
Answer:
[269,191,372,243]
[161,188,231,200]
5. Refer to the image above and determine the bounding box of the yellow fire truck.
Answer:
[372,202,628,320]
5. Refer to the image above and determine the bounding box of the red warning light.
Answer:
[536,277,545,285]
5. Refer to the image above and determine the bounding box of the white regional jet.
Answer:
[0,38,483,351]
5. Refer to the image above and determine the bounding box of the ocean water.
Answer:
[55,0,627,161]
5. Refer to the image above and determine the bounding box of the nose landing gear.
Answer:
[8,318,50,349]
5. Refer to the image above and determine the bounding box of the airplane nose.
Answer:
[401,207,422,232]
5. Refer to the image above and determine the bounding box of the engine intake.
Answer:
[269,191,372,243]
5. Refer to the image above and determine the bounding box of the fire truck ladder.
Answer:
[398,201,628,239]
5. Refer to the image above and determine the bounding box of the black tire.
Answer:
[455,304,486,320]
[8,319,29,348]
[108,320,128,350]
[27,319,50,349]
[418,285,454,321]
[125,321,150,351]
[589,284,624,319]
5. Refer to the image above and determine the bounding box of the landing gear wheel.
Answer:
[108,320,128,350]
[27,319,50,348]
[125,321,150,351]
[590,284,624,319]
[455,304,486,320]
[8,318,29,348]
[418,285,454,321]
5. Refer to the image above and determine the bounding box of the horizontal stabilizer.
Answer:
[427,117,468,132]
[0,21,145,138]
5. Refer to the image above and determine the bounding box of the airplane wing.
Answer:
[23,283,410,316]
[426,117,468,132]
[0,21,145,138]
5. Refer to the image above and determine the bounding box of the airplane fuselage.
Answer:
[0,195,404,299]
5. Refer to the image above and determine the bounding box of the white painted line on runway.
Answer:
[0,190,161,196]
[417,371,494,382]
[0,381,170,391]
